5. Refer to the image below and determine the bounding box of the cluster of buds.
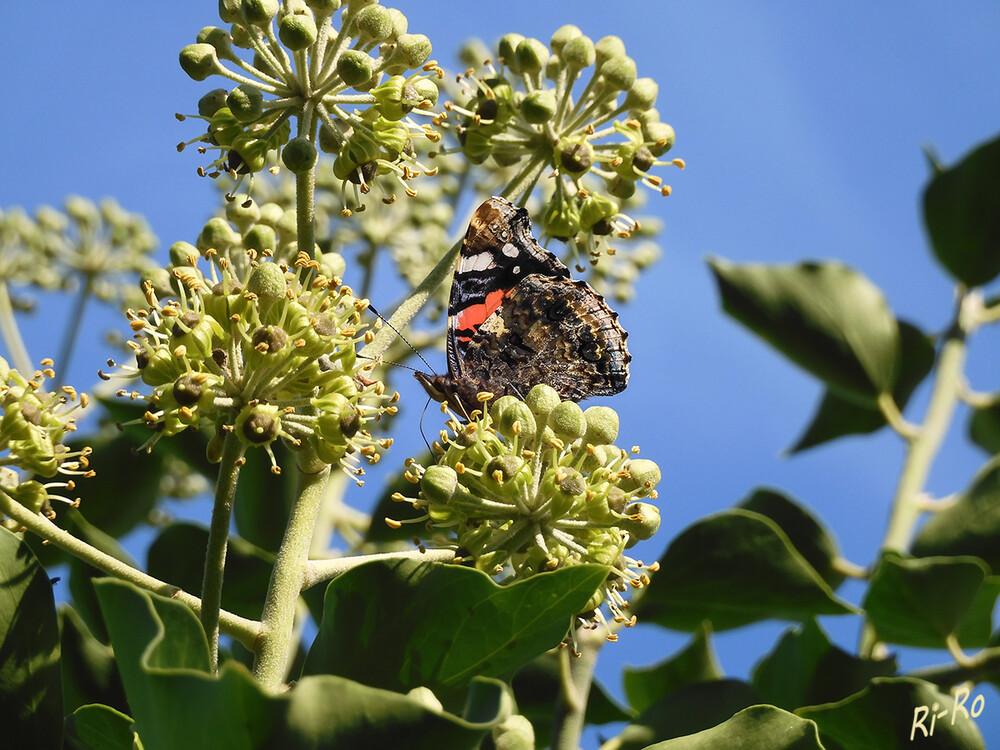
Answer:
[439,28,683,262]
[105,248,396,482]
[0,198,156,309]
[178,0,444,210]
[392,384,661,637]
[0,357,93,525]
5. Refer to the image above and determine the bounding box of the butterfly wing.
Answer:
[446,197,570,379]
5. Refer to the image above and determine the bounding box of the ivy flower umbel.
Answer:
[391,384,661,638]
[178,0,444,211]
[437,27,683,259]
[0,356,93,526]
[104,249,396,482]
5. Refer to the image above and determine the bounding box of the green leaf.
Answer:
[64,704,136,750]
[912,460,1000,573]
[146,523,273,621]
[510,653,631,750]
[92,579,499,750]
[968,399,1000,455]
[799,677,985,749]
[752,619,896,711]
[709,258,901,403]
[642,705,823,750]
[0,526,62,750]
[737,488,844,590]
[923,132,1000,287]
[635,510,855,631]
[59,606,128,714]
[611,680,763,749]
[302,559,608,700]
[623,622,722,714]
[789,321,935,453]
[863,553,997,648]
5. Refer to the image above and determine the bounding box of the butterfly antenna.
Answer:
[418,396,434,455]
[367,303,436,373]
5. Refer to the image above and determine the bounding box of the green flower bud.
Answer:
[231,24,256,50]
[606,175,637,199]
[622,502,660,542]
[595,35,626,66]
[236,403,281,445]
[373,75,420,121]
[624,77,658,112]
[561,35,595,72]
[169,241,200,268]
[549,24,582,55]
[514,38,549,75]
[382,33,431,74]
[619,458,661,495]
[197,26,237,62]
[279,12,318,50]
[198,88,229,118]
[306,0,341,10]
[179,44,219,82]
[197,216,240,253]
[244,224,276,254]
[172,311,225,360]
[548,401,587,443]
[336,49,375,87]
[412,77,439,107]
[579,193,618,234]
[208,107,241,148]
[354,4,392,43]
[11,481,49,515]
[421,464,458,505]
[583,405,619,445]
[497,33,525,70]
[242,0,279,26]
[318,123,343,154]
[492,398,537,443]
[520,90,556,124]
[559,141,593,175]
[525,384,560,424]
[227,84,264,122]
[644,121,675,157]
[226,194,260,232]
[599,55,636,92]
[281,137,318,173]
[246,261,287,304]
[218,0,242,23]
[385,7,407,42]
[228,133,269,173]
[542,199,580,240]
[317,250,346,278]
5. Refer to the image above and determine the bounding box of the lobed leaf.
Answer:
[623,622,722,714]
[639,704,823,750]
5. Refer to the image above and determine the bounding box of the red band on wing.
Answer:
[455,288,506,339]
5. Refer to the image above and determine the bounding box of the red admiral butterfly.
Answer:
[416,197,631,419]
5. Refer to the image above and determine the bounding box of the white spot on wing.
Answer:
[501,242,519,257]
[466,252,493,271]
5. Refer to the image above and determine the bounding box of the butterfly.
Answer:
[415,197,630,420]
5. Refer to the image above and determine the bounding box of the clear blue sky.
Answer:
[3,3,1000,747]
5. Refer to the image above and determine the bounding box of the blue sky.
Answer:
[3,2,1000,746]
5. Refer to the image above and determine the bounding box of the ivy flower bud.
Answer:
[279,12,318,50]
[382,33,432,74]
[514,38,549,75]
[179,44,219,81]
[281,137,318,174]
[353,4,393,44]
[624,77,658,112]
[336,50,376,87]
[226,195,261,233]
[241,0,279,26]
[497,33,526,69]
[549,25,582,55]
[198,88,229,117]
[521,90,556,124]
[561,35,596,72]
[227,84,264,123]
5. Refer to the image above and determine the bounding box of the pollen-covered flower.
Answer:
[391,384,661,637]
[104,247,396,483]
[177,1,443,211]
[435,29,683,262]
[0,357,93,524]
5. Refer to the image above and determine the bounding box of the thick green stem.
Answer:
[301,548,455,591]
[253,448,330,691]
[552,626,604,750]
[0,281,33,374]
[296,164,317,261]
[201,430,245,670]
[0,489,259,648]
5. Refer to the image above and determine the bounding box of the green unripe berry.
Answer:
[257,202,284,228]
[561,35,595,71]
[354,4,392,43]
[542,199,581,240]
[336,49,375,87]
[198,88,229,117]
[227,84,264,122]
[236,404,281,445]
[179,43,219,82]
[421,464,458,505]
[514,38,549,75]
[279,12,317,50]
[493,398,537,443]
[246,261,287,304]
[244,224,277,254]
[525,384,560,424]
[548,401,587,442]
[497,33,525,69]
[318,249,346,278]
[549,24,582,55]
[520,90,556,124]
[281,137,318,173]
[242,0,279,26]
[583,405,619,445]
[197,216,240,253]
[624,77,658,112]
[619,458,661,495]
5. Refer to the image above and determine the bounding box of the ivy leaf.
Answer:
[59,606,128,715]
[789,321,935,453]
[635,510,855,631]
[302,559,607,702]
[642,705,823,750]
[64,704,137,750]
[912,460,1000,573]
[799,677,985,749]
[863,553,998,648]
[623,622,722,714]
[0,527,63,750]
[968,399,1000,456]
[709,258,901,404]
[923,132,1000,287]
